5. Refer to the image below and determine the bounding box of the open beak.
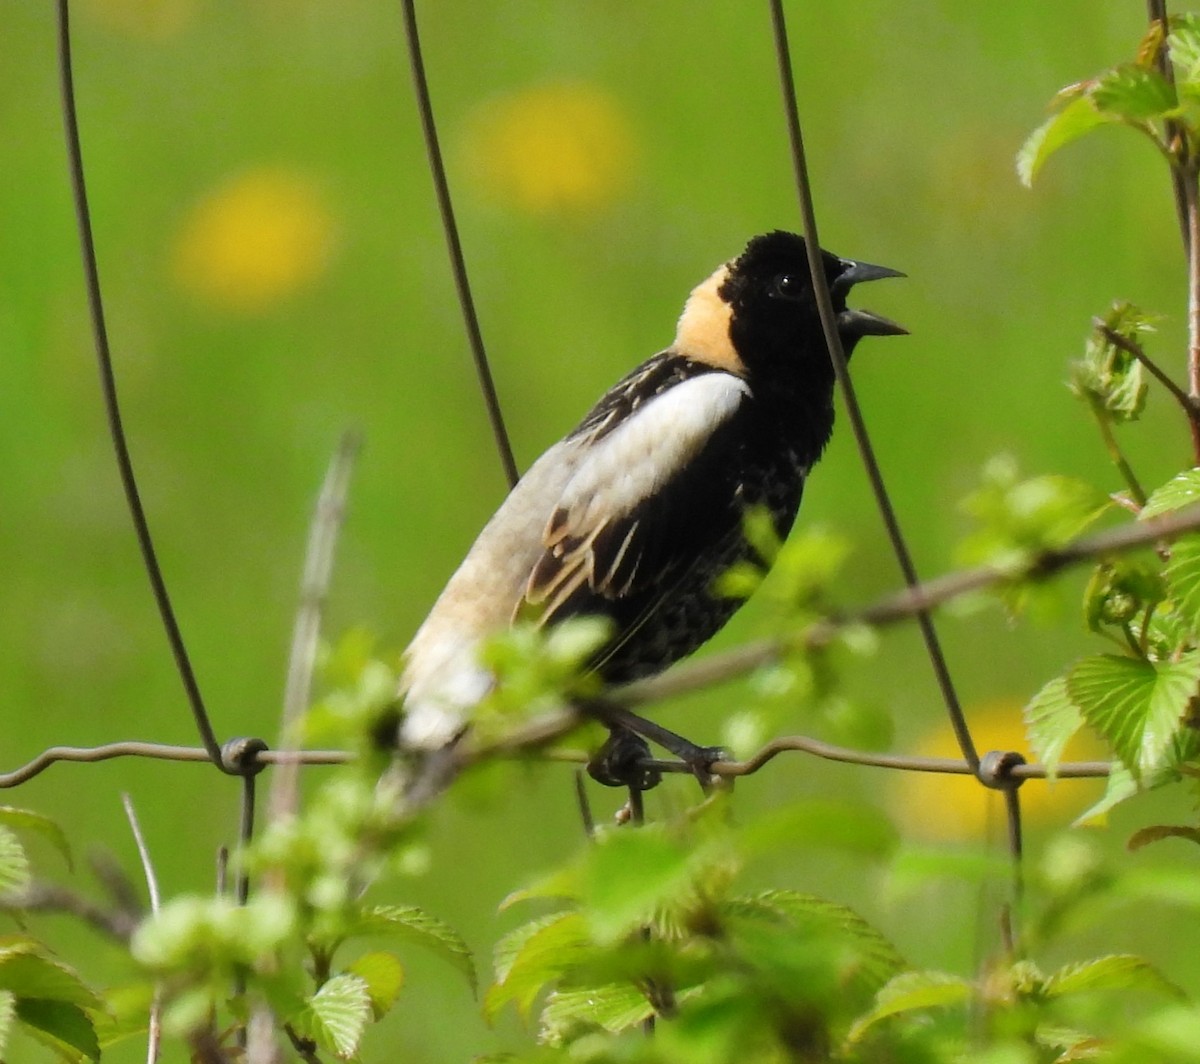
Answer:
[832,257,907,338]
[837,307,908,337]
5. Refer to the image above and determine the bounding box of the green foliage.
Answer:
[1018,17,1200,186]
[1070,304,1152,425]
[1141,468,1200,518]
[485,802,909,1061]
[294,972,373,1060]
[0,939,103,1062]
[959,456,1109,574]
[474,617,612,741]
[0,808,72,873]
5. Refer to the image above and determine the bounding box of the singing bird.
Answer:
[397,230,904,790]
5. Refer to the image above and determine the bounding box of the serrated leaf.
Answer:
[350,905,475,992]
[0,954,101,1009]
[1045,954,1183,999]
[499,864,581,911]
[15,999,100,1062]
[0,827,29,900]
[1018,95,1108,186]
[845,969,971,1044]
[1092,64,1176,118]
[1024,675,1083,776]
[1141,469,1200,518]
[1166,537,1200,632]
[722,891,906,987]
[486,913,589,1023]
[345,951,404,1020]
[539,983,653,1046]
[303,974,371,1060]
[1067,652,1200,779]
[0,809,71,872]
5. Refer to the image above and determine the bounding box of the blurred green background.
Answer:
[2,1,1198,1060]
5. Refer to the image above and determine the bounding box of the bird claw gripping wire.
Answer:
[587,729,662,791]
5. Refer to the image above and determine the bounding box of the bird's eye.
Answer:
[772,272,802,300]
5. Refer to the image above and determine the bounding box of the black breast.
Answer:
[589,383,818,684]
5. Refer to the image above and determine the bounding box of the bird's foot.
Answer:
[587,729,662,791]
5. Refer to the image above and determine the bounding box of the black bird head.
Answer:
[715,230,905,380]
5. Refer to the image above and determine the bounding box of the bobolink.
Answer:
[398,230,903,790]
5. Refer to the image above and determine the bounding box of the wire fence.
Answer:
[12,0,1194,1056]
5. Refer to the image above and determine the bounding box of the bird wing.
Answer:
[521,371,751,626]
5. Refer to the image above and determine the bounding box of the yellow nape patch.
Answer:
[673,264,744,375]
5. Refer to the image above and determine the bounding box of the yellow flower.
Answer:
[889,699,1106,841]
[171,167,337,314]
[460,82,638,215]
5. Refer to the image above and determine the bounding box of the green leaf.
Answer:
[0,954,101,1009]
[1141,469,1200,518]
[957,456,1109,573]
[1092,64,1176,118]
[1024,675,1083,776]
[1071,303,1153,423]
[1045,954,1184,999]
[0,990,13,1059]
[499,863,581,911]
[1165,537,1200,635]
[1067,652,1200,779]
[539,983,653,1046]
[485,912,589,1023]
[0,827,29,901]
[349,904,475,992]
[845,969,971,1044]
[302,973,371,1060]
[90,983,154,1052]
[1075,759,1138,825]
[722,891,906,988]
[15,999,100,1062]
[583,827,695,945]
[1169,15,1200,89]
[345,951,404,1020]
[0,809,71,872]
[1018,94,1108,186]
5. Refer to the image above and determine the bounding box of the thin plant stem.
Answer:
[1097,323,1197,418]
[1147,0,1191,257]
[122,795,162,1064]
[269,432,361,827]
[1090,399,1148,506]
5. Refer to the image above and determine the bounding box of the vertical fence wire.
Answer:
[398,0,520,490]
